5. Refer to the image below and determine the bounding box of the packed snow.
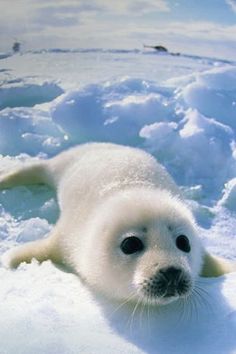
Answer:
[0,49,236,353]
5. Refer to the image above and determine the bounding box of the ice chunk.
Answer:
[140,109,235,197]
[218,178,236,211]
[182,66,236,128]
[51,78,176,145]
[0,108,67,156]
[0,80,63,110]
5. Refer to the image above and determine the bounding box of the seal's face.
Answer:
[79,189,202,306]
[119,226,194,305]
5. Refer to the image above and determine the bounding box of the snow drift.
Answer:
[0,50,236,353]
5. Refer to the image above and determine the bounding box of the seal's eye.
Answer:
[176,235,191,253]
[120,236,144,255]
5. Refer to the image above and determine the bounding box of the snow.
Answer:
[0,49,236,353]
[0,78,63,110]
[181,66,236,128]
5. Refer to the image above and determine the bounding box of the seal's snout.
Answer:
[142,266,191,300]
[159,267,186,297]
[160,266,182,283]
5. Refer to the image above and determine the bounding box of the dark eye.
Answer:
[176,235,191,253]
[120,236,144,255]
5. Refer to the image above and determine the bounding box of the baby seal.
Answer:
[0,143,233,305]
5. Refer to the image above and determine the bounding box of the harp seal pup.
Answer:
[0,143,233,305]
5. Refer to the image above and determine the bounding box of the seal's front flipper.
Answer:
[201,252,233,277]
[2,237,54,269]
[1,224,66,269]
[1,226,74,273]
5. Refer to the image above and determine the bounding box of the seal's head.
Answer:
[78,188,203,306]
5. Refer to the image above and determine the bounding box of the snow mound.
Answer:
[218,178,236,211]
[50,79,174,145]
[0,79,63,110]
[0,108,68,156]
[140,109,235,196]
[0,66,235,197]
[181,66,236,128]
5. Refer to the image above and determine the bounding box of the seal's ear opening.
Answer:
[201,252,233,277]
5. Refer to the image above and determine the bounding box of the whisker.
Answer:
[186,294,194,322]
[138,297,147,332]
[186,296,192,322]
[195,284,212,302]
[109,291,137,317]
[146,300,151,336]
[191,289,199,322]
[177,297,187,324]
[127,295,142,333]
[188,291,194,321]
[193,284,214,314]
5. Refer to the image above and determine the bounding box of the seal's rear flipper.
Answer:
[201,252,234,277]
[0,161,51,189]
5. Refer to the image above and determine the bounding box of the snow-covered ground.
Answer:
[0,49,236,353]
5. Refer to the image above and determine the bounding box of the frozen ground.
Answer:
[0,49,236,353]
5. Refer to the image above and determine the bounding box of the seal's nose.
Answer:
[159,267,182,283]
[158,267,183,297]
[141,266,191,299]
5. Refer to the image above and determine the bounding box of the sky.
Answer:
[0,0,236,60]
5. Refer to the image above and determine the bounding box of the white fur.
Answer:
[0,143,213,305]
[77,188,203,304]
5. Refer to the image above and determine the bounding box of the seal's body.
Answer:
[0,143,233,305]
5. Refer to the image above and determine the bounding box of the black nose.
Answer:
[158,267,185,298]
[159,267,182,283]
[142,266,191,299]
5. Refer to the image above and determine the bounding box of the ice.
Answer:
[0,108,68,156]
[140,108,235,198]
[50,81,175,145]
[218,178,236,211]
[0,78,63,110]
[0,50,236,353]
[182,66,236,128]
